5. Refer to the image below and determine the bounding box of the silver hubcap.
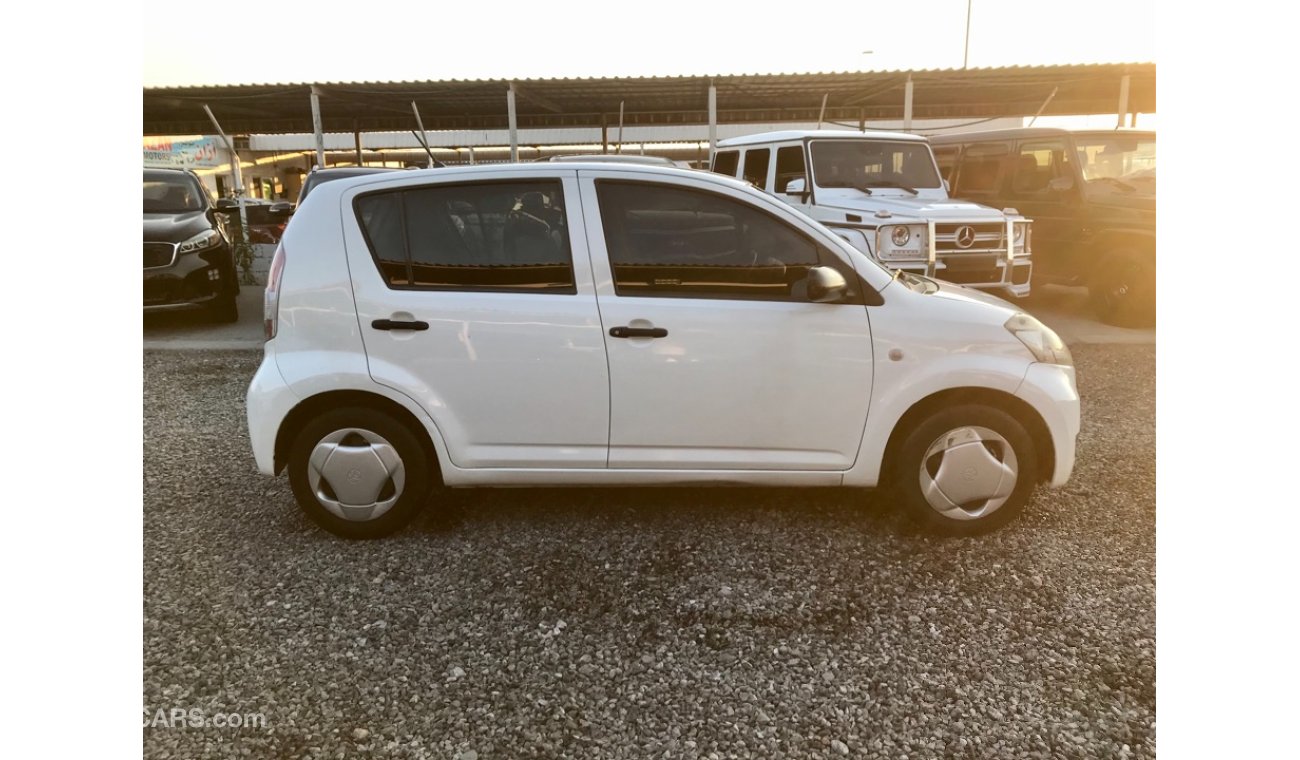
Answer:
[307,428,405,522]
[918,426,1019,520]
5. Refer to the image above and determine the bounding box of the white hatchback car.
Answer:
[247,163,1079,538]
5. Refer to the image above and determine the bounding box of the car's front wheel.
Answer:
[209,292,239,324]
[1089,249,1155,327]
[893,405,1039,536]
[287,407,433,538]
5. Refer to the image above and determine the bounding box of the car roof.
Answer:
[929,127,1155,143]
[309,166,399,177]
[143,167,195,177]
[303,162,756,202]
[542,154,676,165]
[718,129,927,148]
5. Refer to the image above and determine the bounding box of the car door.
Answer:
[577,170,874,471]
[342,170,610,469]
[1005,139,1081,280]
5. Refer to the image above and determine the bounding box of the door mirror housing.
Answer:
[1048,175,1075,192]
[942,178,951,194]
[784,177,811,203]
[269,201,295,218]
[805,265,848,303]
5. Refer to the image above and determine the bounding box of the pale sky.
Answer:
[143,0,1154,87]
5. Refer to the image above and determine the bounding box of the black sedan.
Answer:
[143,168,240,323]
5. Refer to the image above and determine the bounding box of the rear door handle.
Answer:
[372,319,429,331]
[609,326,668,339]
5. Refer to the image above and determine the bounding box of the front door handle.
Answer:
[372,319,429,331]
[609,326,668,339]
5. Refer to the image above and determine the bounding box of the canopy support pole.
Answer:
[310,85,325,168]
[707,81,717,164]
[1117,75,1131,129]
[507,83,519,162]
[903,75,914,133]
[202,104,249,247]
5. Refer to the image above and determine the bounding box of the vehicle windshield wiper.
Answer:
[820,182,873,195]
[1090,176,1137,192]
[866,180,919,195]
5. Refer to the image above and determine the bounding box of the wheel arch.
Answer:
[1089,229,1155,273]
[880,386,1055,486]
[273,389,442,484]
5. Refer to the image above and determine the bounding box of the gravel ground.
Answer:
[144,345,1154,759]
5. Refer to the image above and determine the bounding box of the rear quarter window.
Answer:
[712,150,739,177]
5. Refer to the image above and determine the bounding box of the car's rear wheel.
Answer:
[893,405,1039,536]
[287,407,433,539]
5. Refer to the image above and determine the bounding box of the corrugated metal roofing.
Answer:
[144,63,1155,136]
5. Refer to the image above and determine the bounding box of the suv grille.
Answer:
[934,222,1006,255]
[144,243,176,269]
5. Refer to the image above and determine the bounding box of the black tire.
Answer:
[892,404,1039,536]
[209,292,239,324]
[1089,250,1155,328]
[287,406,434,539]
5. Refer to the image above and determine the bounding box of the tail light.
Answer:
[264,243,286,340]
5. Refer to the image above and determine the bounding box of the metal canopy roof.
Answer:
[143,63,1155,136]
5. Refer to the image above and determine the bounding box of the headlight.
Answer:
[178,229,221,254]
[1005,313,1072,366]
[1013,222,1031,255]
[876,224,927,260]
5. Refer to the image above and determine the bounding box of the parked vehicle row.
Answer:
[931,128,1155,326]
[246,161,1080,539]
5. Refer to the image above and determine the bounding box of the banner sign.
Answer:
[143,137,223,168]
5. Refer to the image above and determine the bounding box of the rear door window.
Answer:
[354,180,575,293]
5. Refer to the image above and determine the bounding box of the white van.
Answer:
[247,162,1078,538]
[712,131,1033,297]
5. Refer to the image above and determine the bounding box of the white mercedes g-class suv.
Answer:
[712,131,1033,297]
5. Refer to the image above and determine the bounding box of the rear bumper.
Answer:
[1015,362,1080,486]
[143,245,237,309]
[246,343,300,475]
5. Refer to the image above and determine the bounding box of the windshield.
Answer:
[810,140,941,190]
[1074,135,1155,195]
[143,174,204,213]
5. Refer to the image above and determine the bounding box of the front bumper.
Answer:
[1015,362,1080,487]
[143,243,237,310]
[893,257,1032,297]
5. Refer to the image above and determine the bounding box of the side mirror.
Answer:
[1048,175,1075,192]
[269,201,294,218]
[215,198,239,210]
[784,177,812,203]
[805,265,848,303]
[942,179,951,193]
